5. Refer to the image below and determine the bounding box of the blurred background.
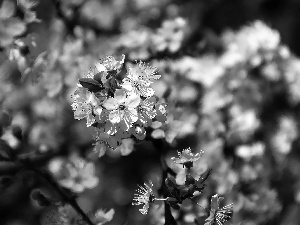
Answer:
[1,0,300,224]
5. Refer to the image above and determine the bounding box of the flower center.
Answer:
[119,104,126,110]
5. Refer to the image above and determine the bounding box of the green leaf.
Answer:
[0,17,26,37]
[0,0,15,19]
[79,78,103,92]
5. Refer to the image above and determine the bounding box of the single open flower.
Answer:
[132,181,155,215]
[122,62,160,97]
[171,147,204,168]
[103,89,140,130]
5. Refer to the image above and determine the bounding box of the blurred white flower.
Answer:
[228,106,260,142]
[261,62,281,81]
[221,21,280,67]
[236,143,265,161]
[152,17,186,52]
[271,116,297,155]
[118,29,151,60]
[173,56,224,87]
[49,155,99,193]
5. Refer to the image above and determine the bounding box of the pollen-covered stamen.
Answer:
[132,181,155,215]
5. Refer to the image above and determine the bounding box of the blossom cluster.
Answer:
[71,55,167,150]
[117,17,187,60]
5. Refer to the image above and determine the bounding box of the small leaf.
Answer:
[185,174,195,185]
[197,169,211,184]
[0,0,15,19]
[79,78,103,92]
[165,177,177,189]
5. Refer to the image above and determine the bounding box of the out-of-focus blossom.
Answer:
[151,108,197,145]
[152,17,186,53]
[221,21,280,67]
[42,70,64,97]
[29,122,60,151]
[49,155,99,193]
[32,98,60,119]
[271,116,297,155]
[228,106,260,142]
[236,143,265,161]
[261,62,281,81]
[211,161,238,194]
[132,181,155,215]
[173,56,224,87]
[117,29,151,60]
[80,0,123,30]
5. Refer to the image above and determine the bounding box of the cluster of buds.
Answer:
[71,55,167,149]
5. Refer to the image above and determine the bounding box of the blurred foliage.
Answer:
[1,0,300,225]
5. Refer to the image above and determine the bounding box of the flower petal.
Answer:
[121,79,133,91]
[84,177,99,189]
[103,98,119,110]
[126,108,138,123]
[114,89,126,104]
[126,94,140,108]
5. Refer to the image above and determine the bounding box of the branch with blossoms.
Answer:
[70,55,233,225]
